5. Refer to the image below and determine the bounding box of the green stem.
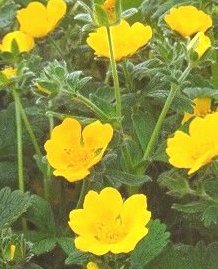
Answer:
[48,36,65,61]
[143,65,192,162]
[74,93,110,121]
[106,26,122,121]
[13,90,25,193]
[76,180,90,209]
[17,98,42,158]
[122,60,134,92]
[45,100,54,200]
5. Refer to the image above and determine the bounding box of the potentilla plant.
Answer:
[0,0,218,268]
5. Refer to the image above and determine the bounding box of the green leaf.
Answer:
[58,237,75,256]
[201,205,218,227]
[172,201,208,214]
[204,180,218,201]
[32,238,57,255]
[26,195,56,233]
[0,161,17,187]
[130,219,170,269]
[132,111,155,150]
[183,87,218,100]
[94,4,109,26]
[105,169,151,186]
[65,249,89,265]
[158,169,191,198]
[145,242,218,269]
[0,187,31,229]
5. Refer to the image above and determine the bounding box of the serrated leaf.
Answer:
[201,205,218,227]
[65,249,89,265]
[158,169,191,197]
[105,169,151,186]
[172,201,208,214]
[26,195,56,233]
[58,237,75,256]
[204,180,218,201]
[132,111,154,150]
[0,187,31,229]
[32,237,57,255]
[130,219,170,269]
[145,242,218,269]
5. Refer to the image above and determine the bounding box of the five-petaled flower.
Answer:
[87,19,152,61]
[166,112,218,175]
[182,97,212,124]
[0,31,35,52]
[164,5,212,37]
[68,187,151,255]
[187,32,211,58]
[44,118,113,182]
[17,0,67,38]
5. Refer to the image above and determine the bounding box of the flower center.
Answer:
[94,216,127,244]
[63,147,103,168]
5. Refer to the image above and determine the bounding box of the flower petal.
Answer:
[166,131,195,168]
[47,0,67,30]
[82,120,113,151]
[17,2,49,38]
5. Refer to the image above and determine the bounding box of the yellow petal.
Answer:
[188,32,211,58]
[110,227,148,254]
[75,236,110,255]
[188,149,215,175]
[87,19,152,61]
[83,188,123,219]
[17,2,49,38]
[0,31,35,52]
[48,118,82,148]
[47,0,67,31]
[53,167,90,182]
[164,5,212,37]
[82,120,113,151]
[166,131,195,168]
[122,194,151,228]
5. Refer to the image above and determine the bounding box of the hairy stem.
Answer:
[143,65,192,162]
[106,26,122,121]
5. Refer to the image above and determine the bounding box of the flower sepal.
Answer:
[93,0,121,27]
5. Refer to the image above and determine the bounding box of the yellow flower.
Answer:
[166,112,218,175]
[16,0,67,38]
[182,97,212,124]
[10,245,16,261]
[69,187,151,255]
[44,118,113,182]
[0,31,35,52]
[87,262,100,269]
[164,5,212,37]
[87,19,152,61]
[187,32,211,58]
[1,67,16,79]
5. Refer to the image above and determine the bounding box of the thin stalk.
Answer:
[76,180,90,209]
[13,90,25,193]
[143,65,192,162]
[17,98,42,158]
[13,89,27,230]
[48,36,65,61]
[122,60,134,92]
[45,100,54,200]
[106,26,122,121]
[74,93,110,121]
